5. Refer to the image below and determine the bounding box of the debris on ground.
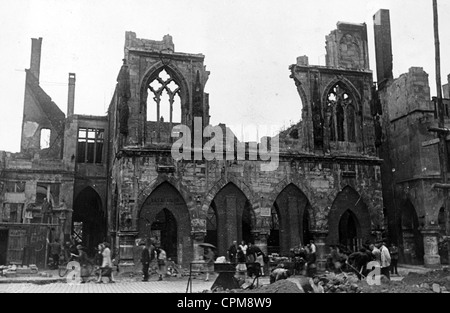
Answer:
[0,264,39,277]
[400,268,450,293]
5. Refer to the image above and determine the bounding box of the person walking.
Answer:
[379,241,391,280]
[203,247,215,282]
[239,240,248,257]
[235,246,247,280]
[75,245,92,283]
[156,247,167,281]
[97,242,114,283]
[140,241,151,282]
[389,243,399,276]
[227,241,238,264]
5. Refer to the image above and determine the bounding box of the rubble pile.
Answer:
[311,273,362,293]
[401,268,450,293]
[0,264,38,277]
[207,279,303,293]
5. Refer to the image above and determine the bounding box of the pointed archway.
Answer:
[327,186,371,252]
[209,183,254,257]
[338,210,360,251]
[72,187,106,256]
[269,184,312,256]
[139,182,191,266]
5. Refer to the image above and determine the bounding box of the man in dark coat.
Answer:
[227,241,238,264]
[141,241,151,282]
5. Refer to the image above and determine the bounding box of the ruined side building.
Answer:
[0,18,385,271]
[374,9,449,267]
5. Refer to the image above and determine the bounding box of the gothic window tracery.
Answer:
[326,83,357,143]
[146,69,181,123]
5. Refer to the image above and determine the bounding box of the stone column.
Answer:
[225,195,238,249]
[421,226,441,268]
[191,231,206,272]
[191,231,206,261]
[311,230,329,273]
[288,196,301,248]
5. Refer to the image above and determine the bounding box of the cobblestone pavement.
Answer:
[0,278,215,293]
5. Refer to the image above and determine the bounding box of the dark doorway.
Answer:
[400,200,424,265]
[339,210,359,252]
[273,184,312,256]
[139,182,191,266]
[0,230,8,265]
[72,187,106,257]
[151,208,178,261]
[242,202,254,244]
[267,206,280,255]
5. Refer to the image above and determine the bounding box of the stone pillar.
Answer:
[311,230,329,273]
[225,195,237,249]
[421,226,441,268]
[118,231,138,273]
[191,231,206,261]
[191,231,206,272]
[288,196,301,248]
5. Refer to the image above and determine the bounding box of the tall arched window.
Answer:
[326,83,357,143]
[146,69,181,123]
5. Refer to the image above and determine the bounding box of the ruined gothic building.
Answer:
[0,9,447,271]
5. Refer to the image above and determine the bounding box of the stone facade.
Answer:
[374,9,449,267]
[0,20,385,271]
[109,27,383,271]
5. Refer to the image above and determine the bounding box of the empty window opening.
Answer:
[40,128,51,149]
[77,128,104,164]
[327,83,356,143]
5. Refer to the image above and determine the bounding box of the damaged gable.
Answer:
[21,70,65,159]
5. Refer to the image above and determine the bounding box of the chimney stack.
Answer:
[30,38,43,81]
[373,9,393,89]
[67,73,76,116]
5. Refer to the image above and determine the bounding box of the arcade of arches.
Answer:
[132,181,374,268]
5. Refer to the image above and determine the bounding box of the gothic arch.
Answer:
[321,77,362,105]
[137,175,194,213]
[138,181,191,265]
[267,178,314,214]
[202,177,255,213]
[139,61,191,124]
[270,183,314,255]
[327,185,371,248]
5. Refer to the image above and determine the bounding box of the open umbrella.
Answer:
[199,243,217,249]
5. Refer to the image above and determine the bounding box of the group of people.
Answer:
[289,240,317,277]
[327,240,399,280]
[140,240,167,282]
[48,237,117,283]
[227,240,267,279]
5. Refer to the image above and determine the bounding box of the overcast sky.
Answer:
[1,0,450,152]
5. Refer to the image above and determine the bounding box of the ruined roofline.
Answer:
[125,31,204,59]
[336,21,366,28]
[289,63,372,75]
